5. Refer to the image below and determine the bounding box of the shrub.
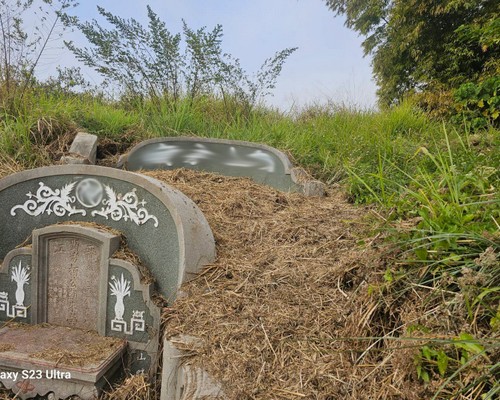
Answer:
[453,76,500,129]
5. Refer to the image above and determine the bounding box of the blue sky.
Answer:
[36,0,377,110]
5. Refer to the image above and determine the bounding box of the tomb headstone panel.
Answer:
[119,137,325,195]
[31,224,120,333]
[47,236,101,329]
[0,165,216,301]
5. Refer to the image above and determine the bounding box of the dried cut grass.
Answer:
[0,154,23,179]
[0,386,12,400]
[0,163,488,399]
[0,326,125,397]
[96,137,136,167]
[104,374,153,400]
[143,169,430,400]
[27,331,124,367]
[31,117,77,163]
[0,344,13,352]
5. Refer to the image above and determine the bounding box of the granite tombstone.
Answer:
[0,165,216,399]
[119,137,325,196]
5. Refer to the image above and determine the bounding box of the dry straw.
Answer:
[144,169,429,399]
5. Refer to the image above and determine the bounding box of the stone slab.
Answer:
[61,132,98,165]
[118,137,325,196]
[161,335,225,400]
[0,324,126,399]
[46,236,101,329]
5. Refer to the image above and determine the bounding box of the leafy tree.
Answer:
[65,6,297,113]
[325,0,500,106]
[453,75,500,128]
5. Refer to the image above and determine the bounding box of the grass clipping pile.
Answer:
[147,170,430,400]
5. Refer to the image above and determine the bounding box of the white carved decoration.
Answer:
[10,182,85,217]
[12,261,30,305]
[0,261,30,319]
[111,310,146,336]
[109,274,146,335]
[110,274,130,320]
[10,178,159,227]
[92,186,159,227]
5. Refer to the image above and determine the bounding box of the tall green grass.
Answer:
[350,127,499,398]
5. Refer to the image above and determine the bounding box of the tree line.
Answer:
[325,0,499,127]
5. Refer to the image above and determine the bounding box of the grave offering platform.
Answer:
[0,324,126,399]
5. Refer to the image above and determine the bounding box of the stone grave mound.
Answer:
[0,165,216,399]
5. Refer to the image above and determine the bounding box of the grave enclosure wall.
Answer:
[0,165,216,399]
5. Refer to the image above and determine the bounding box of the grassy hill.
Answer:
[1,91,499,399]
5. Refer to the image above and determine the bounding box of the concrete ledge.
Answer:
[0,325,126,400]
[61,132,98,165]
[161,335,225,400]
[290,167,325,197]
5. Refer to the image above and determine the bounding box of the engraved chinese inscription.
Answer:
[47,237,101,330]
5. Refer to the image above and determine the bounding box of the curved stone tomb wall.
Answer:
[0,165,216,301]
[0,165,217,398]
[119,137,325,196]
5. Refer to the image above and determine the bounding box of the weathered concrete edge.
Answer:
[118,136,326,196]
[161,335,226,400]
[290,167,326,197]
[0,165,216,300]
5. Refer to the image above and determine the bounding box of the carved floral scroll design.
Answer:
[10,179,159,227]
[92,186,159,227]
[10,182,85,217]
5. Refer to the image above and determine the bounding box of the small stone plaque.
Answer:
[46,237,101,330]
